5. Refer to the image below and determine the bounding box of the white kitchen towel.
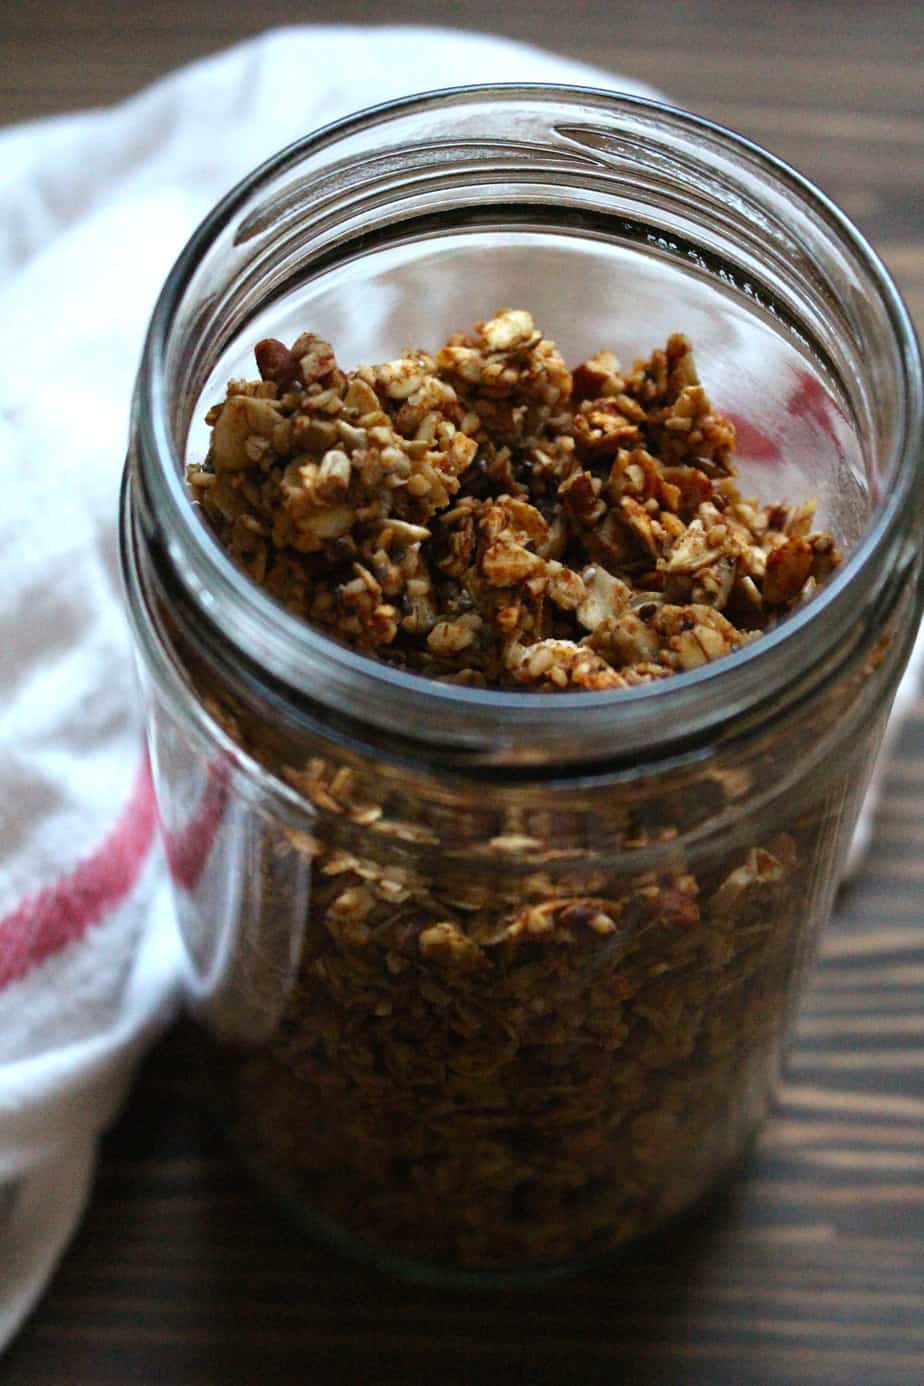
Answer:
[0,25,665,1351]
[0,22,918,1355]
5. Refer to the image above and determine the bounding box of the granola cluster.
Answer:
[185,311,849,1274]
[189,308,841,690]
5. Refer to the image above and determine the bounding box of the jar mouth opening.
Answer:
[135,83,923,763]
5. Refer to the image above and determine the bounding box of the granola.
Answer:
[189,308,841,689]
[183,311,851,1274]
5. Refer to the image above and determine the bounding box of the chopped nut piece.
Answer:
[480,306,538,352]
[571,350,624,402]
[505,638,626,690]
[763,537,814,605]
[292,332,337,385]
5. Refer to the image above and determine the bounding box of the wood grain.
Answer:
[3,1,923,1382]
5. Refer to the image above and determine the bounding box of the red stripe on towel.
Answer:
[724,412,780,461]
[787,368,839,436]
[161,763,228,892]
[0,755,157,990]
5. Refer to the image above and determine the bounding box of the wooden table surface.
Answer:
[3,1,924,1382]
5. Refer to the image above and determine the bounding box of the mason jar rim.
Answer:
[132,83,923,769]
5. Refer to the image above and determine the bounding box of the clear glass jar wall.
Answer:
[121,88,923,1282]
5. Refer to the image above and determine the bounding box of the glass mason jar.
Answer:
[120,87,923,1284]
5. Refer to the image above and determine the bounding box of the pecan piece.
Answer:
[574,399,643,459]
[763,537,814,606]
[255,338,299,387]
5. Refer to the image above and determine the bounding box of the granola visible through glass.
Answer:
[183,310,848,1271]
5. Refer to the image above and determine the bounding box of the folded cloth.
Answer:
[0,22,917,1353]
[0,24,664,1350]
